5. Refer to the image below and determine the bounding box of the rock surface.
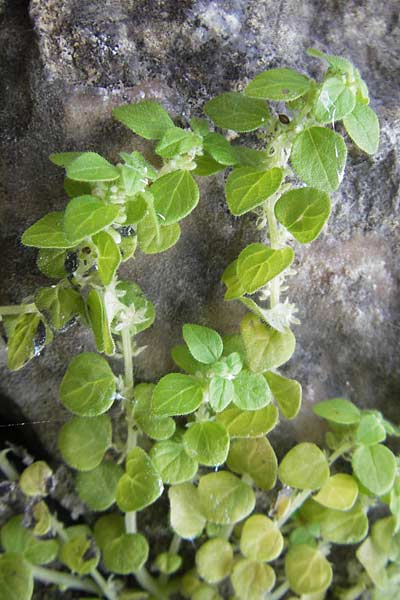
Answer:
[0,0,399,462]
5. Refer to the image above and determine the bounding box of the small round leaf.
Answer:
[103,533,149,574]
[279,443,329,490]
[196,538,233,583]
[60,353,116,417]
[240,515,283,562]
[313,474,359,510]
[231,558,275,599]
[183,422,229,467]
[76,461,123,511]
[352,444,396,496]
[58,415,112,471]
[198,471,255,525]
[285,544,332,595]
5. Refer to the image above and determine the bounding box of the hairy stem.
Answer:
[266,198,281,308]
[31,565,100,594]
[0,303,37,316]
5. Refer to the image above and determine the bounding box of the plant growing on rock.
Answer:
[0,48,396,600]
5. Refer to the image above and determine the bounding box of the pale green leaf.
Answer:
[152,373,204,416]
[66,152,119,182]
[103,533,149,574]
[313,397,361,424]
[352,444,396,496]
[113,100,174,140]
[313,474,359,510]
[314,77,356,123]
[274,187,331,243]
[150,439,198,484]
[59,352,116,417]
[76,461,123,511]
[204,92,270,132]
[155,127,202,158]
[151,170,199,225]
[63,195,119,244]
[279,443,330,490]
[0,554,33,600]
[245,68,311,101]
[231,559,275,600]
[285,545,332,595]
[237,243,294,294]
[343,102,380,154]
[116,447,163,512]
[169,482,206,539]
[264,371,302,419]
[240,515,283,562]
[183,421,229,466]
[233,369,272,410]
[92,230,121,285]
[182,323,223,364]
[290,127,347,192]
[198,471,255,525]
[58,415,112,471]
[227,437,277,490]
[241,313,296,372]
[216,404,278,438]
[196,538,233,583]
[22,212,75,249]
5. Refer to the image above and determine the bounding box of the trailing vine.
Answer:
[0,48,398,600]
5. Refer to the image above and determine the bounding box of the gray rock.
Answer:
[0,0,399,463]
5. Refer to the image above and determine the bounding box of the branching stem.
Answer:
[31,565,100,594]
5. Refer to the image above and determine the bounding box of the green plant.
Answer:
[0,48,395,600]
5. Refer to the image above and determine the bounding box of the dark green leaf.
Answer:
[86,289,115,355]
[155,127,202,158]
[0,553,33,600]
[116,447,163,512]
[151,170,199,225]
[227,437,278,490]
[152,373,204,416]
[103,533,149,574]
[203,133,238,166]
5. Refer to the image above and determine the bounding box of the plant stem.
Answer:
[266,198,281,307]
[0,450,19,481]
[135,567,165,600]
[168,532,181,555]
[122,327,134,391]
[31,565,100,594]
[0,303,37,316]
[265,580,290,600]
[90,568,118,600]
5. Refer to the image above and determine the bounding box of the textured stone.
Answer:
[0,0,399,462]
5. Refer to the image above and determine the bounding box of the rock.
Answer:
[0,0,399,461]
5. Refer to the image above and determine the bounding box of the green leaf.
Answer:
[19,461,53,497]
[290,127,347,192]
[193,153,226,176]
[196,538,233,583]
[192,585,222,600]
[232,146,270,169]
[134,383,176,441]
[116,447,163,512]
[204,92,270,132]
[343,102,380,154]
[313,474,359,510]
[155,552,182,575]
[356,414,386,445]
[37,248,67,278]
[64,178,92,198]
[314,77,356,123]
[231,559,275,599]
[49,152,84,167]
[237,243,294,294]
[264,371,302,419]
[0,554,33,600]
[356,537,388,589]
[279,443,330,490]
[66,152,119,182]
[227,437,277,490]
[352,444,396,496]
[86,289,115,355]
[209,377,234,412]
[171,344,209,375]
[63,195,119,244]
[183,422,230,466]
[60,534,99,575]
[103,533,149,574]
[240,515,283,562]
[119,235,137,261]
[245,68,311,101]
[216,404,278,438]
[312,397,361,424]
[225,167,283,216]
[94,514,125,550]
[241,313,296,372]
[76,461,123,511]
[6,313,51,371]
[92,231,121,285]
[124,195,148,225]
[152,373,204,416]
[137,212,181,254]
[58,415,112,471]
[150,439,198,484]
[35,285,84,330]
[319,503,368,544]
[182,323,223,364]
[221,259,246,300]
[307,48,354,75]
[22,212,74,248]
[190,117,210,137]
[151,170,199,225]
[274,187,331,244]
[233,369,271,410]
[1,516,59,565]
[113,100,174,140]
[169,482,206,539]
[198,471,255,525]
[59,352,116,417]
[285,545,332,595]
[203,132,238,166]
[155,127,202,158]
